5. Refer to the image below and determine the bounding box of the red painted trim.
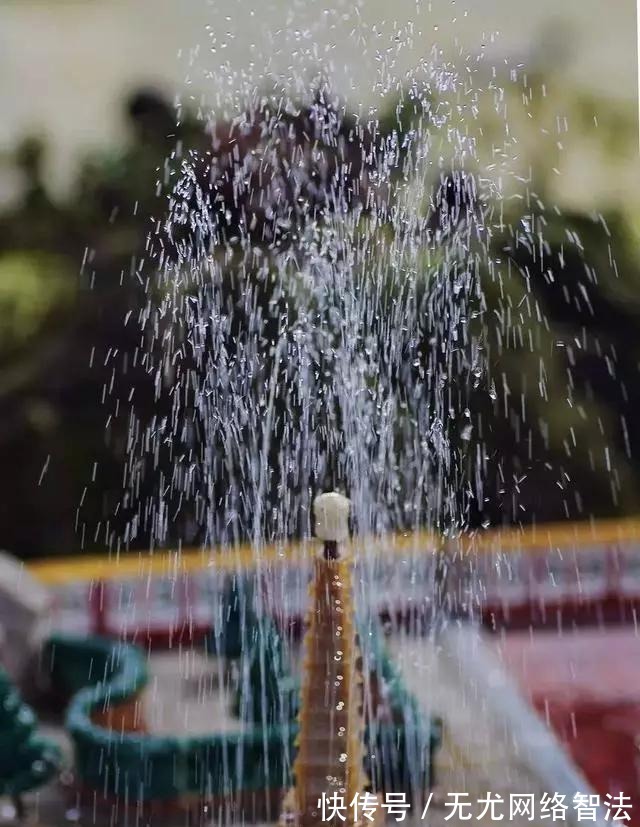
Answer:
[89,580,108,636]
[481,596,640,631]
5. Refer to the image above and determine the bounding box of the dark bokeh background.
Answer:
[1,25,639,558]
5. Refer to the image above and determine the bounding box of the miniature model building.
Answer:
[22,492,436,821]
[0,517,636,819]
[0,493,440,820]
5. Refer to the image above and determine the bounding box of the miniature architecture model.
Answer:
[280,492,373,826]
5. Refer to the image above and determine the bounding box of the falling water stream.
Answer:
[89,2,629,820]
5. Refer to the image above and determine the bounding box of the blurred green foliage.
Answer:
[0,253,73,351]
[0,81,638,557]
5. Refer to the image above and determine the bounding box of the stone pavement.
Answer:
[394,625,602,826]
[394,630,547,826]
[143,650,241,736]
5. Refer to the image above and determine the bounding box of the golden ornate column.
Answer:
[280,493,370,826]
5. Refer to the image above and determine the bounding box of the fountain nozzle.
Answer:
[313,492,350,559]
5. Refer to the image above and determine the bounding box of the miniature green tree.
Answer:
[208,574,257,661]
[222,576,256,660]
[246,620,287,725]
[230,613,298,727]
[0,668,61,818]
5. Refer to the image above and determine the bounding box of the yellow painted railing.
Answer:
[25,517,640,586]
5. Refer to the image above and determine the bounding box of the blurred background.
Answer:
[0,0,638,558]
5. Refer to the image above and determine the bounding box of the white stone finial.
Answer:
[313,492,351,542]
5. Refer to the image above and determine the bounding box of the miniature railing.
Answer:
[44,616,440,812]
[456,527,640,627]
[30,517,640,637]
[45,633,295,812]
